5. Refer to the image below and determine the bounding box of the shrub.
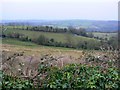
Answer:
[2,72,34,89]
[41,64,120,89]
[36,35,49,45]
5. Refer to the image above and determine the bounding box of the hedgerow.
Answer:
[40,64,120,89]
[1,64,120,89]
[1,71,34,89]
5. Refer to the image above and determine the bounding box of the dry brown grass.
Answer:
[2,44,118,79]
[2,44,83,78]
[2,44,116,66]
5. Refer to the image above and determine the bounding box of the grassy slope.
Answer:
[2,38,37,46]
[2,38,106,66]
[1,38,106,61]
[2,38,84,58]
[2,38,75,50]
[3,28,99,44]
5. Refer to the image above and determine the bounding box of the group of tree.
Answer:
[68,26,87,36]
[104,36,118,50]
[5,33,31,41]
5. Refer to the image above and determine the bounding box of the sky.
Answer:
[0,0,119,21]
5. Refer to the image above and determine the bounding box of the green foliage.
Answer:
[41,64,120,89]
[107,36,118,49]
[2,72,34,89]
[0,71,2,89]
[35,34,49,45]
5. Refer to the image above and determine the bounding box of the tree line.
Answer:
[12,25,94,38]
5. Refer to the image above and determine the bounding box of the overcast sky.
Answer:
[0,0,119,20]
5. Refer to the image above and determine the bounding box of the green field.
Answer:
[2,38,77,51]
[3,28,99,44]
[2,38,38,47]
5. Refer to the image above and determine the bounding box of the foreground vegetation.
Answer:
[1,64,120,89]
[42,64,120,89]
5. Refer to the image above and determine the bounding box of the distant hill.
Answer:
[2,19,118,32]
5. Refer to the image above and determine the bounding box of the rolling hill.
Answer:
[2,19,118,32]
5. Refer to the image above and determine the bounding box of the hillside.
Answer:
[3,28,100,48]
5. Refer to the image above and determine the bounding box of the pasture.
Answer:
[3,27,99,44]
